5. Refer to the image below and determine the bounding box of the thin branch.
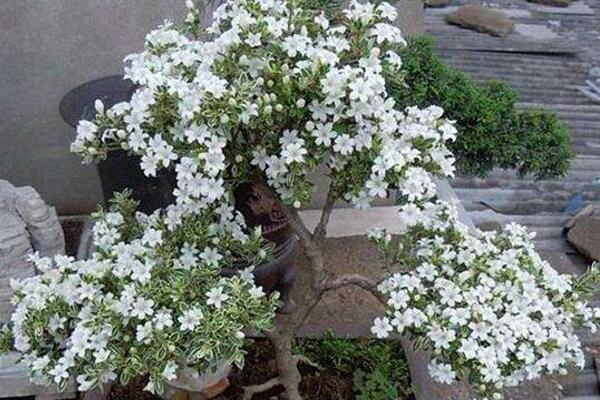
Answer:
[323,273,387,304]
[242,377,281,400]
[313,187,337,242]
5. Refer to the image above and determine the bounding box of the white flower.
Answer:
[428,361,455,385]
[178,307,204,331]
[162,361,178,381]
[281,142,308,164]
[311,122,336,146]
[136,322,153,343]
[153,309,174,330]
[200,247,223,267]
[333,134,355,155]
[371,317,393,339]
[131,297,155,320]
[206,286,230,309]
[249,285,265,299]
[142,228,163,247]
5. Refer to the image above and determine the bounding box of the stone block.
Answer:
[528,0,571,7]
[567,217,600,262]
[426,0,451,7]
[446,4,515,37]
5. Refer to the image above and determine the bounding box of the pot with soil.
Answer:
[61,76,297,313]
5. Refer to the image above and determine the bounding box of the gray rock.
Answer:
[564,204,598,231]
[504,375,562,400]
[0,180,65,323]
[446,4,515,37]
[426,0,451,8]
[0,180,64,257]
[527,0,571,7]
[567,217,600,262]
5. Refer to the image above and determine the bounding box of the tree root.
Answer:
[242,377,281,400]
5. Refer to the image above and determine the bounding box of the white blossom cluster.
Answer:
[370,201,600,399]
[2,194,277,395]
[70,0,457,211]
[16,0,598,398]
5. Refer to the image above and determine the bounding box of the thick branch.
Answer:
[281,203,316,254]
[313,188,337,241]
[323,274,387,304]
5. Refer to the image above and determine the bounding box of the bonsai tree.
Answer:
[3,1,599,399]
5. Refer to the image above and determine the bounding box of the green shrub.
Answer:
[390,36,573,179]
[295,333,413,400]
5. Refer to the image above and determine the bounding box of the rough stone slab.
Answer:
[0,353,76,399]
[292,236,386,338]
[528,0,594,14]
[567,218,600,262]
[515,23,559,40]
[528,0,572,7]
[504,375,563,400]
[446,4,515,37]
[425,0,451,8]
[427,6,532,18]
[299,205,403,238]
[541,251,587,276]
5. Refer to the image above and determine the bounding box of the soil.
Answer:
[106,339,411,400]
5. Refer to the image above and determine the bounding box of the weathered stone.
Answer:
[564,204,598,230]
[504,375,562,400]
[540,251,585,276]
[446,4,515,37]
[477,221,503,232]
[567,217,600,262]
[528,0,572,7]
[426,0,451,8]
[1,179,65,322]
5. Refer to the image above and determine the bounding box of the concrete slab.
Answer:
[299,205,404,238]
[426,6,532,18]
[528,1,594,15]
[292,236,386,338]
[515,23,559,40]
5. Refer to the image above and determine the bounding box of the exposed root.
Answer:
[242,377,281,400]
[294,354,323,370]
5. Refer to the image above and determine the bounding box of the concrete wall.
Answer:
[0,0,423,215]
[0,1,186,215]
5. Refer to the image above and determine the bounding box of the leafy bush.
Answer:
[296,334,413,400]
[391,36,573,179]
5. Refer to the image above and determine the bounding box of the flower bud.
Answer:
[235,155,243,163]
[282,76,290,85]
[95,99,104,114]
[270,93,277,102]
[275,104,283,112]
[228,98,237,107]
[267,80,274,88]
[296,99,306,108]
[264,105,273,114]
[293,200,301,208]
[220,114,230,124]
